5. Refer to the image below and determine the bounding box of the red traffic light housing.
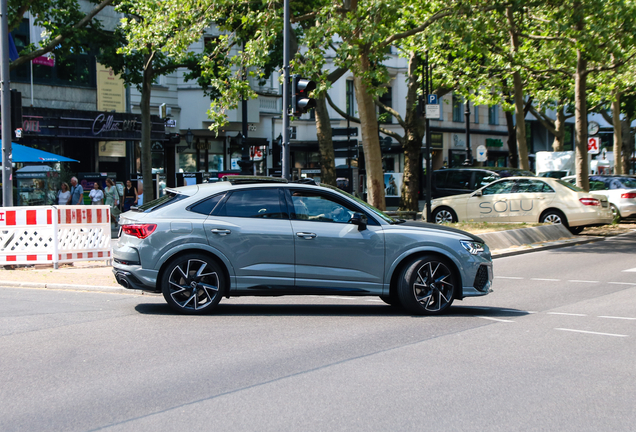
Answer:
[291,75,316,116]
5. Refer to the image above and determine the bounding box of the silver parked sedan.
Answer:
[113,177,492,315]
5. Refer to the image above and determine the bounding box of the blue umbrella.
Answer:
[0,142,79,163]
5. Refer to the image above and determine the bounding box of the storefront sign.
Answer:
[92,114,136,136]
[96,62,126,112]
[98,141,126,157]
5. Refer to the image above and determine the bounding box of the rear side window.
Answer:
[189,193,226,216]
[136,192,188,213]
[446,171,472,190]
[215,189,287,219]
[433,171,447,188]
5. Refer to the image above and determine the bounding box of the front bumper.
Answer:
[462,262,493,298]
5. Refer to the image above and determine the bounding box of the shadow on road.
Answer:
[557,230,636,255]
[134,302,528,318]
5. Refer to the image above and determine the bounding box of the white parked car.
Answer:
[428,177,613,234]
[562,175,636,220]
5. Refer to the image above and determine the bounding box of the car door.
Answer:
[202,188,295,290]
[287,189,385,293]
[507,179,556,222]
[466,179,516,222]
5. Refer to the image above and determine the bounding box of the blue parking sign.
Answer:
[427,94,438,104]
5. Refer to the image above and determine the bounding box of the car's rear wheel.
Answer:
[540,210,567,226]
[432,207,457,224]
[397,256,456,315]
[610,204,621,222]
[161,253,224,314]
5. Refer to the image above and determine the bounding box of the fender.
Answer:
[155,242,236,280]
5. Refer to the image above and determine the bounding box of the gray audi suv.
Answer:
[113,176,493,315]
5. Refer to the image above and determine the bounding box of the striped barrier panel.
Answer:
[0,205,112,268]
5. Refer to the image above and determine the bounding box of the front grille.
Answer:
[473,265,490,292]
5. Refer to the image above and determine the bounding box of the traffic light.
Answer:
[291,75,316,116]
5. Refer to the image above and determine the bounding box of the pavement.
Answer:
[0,223,611,295]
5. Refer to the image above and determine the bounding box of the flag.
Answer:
[8,34,19,61]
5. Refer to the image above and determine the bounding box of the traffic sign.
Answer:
[425,104,440,119]
[250,146,263,161]
[427,94,438,104]
[476,145,488,162]
[588,137,600,155]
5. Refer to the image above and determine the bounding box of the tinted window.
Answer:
[217,189,285,219]
[515,179,554,193]
[136,192,188,213]
[433,171,448,188]
[475,172,498,188]
[189,193,226,216]
[557,179,583,192]
[482,180,516,195]
[446,171,472,190]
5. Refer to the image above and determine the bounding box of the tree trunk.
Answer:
[141,53,154,201]
[354,54,385,210]
[574,48,589,191]
[622,116,632,174]
[506,7,529,170]
[314,95,336,186]
[503,89,518,168]
[399,53,424,212]
[612,94,623,175]
[552,106,566,152]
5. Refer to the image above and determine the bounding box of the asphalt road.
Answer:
[1,231,635,431]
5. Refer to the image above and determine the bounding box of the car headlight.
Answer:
[460,240,486,255]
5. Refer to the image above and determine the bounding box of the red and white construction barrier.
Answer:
[0,205,112,268]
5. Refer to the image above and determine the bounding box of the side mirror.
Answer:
[350,212,368,231]
[472,190,483,197]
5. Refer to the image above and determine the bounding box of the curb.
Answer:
[491,236,605,258]
[0,281,151,295]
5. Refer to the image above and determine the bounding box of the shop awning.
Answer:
[0,142,79,163]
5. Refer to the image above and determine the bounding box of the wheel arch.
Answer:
[431,206,458,223]
[157,247,233,296]
[387,250,464,301]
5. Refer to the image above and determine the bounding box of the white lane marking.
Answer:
[568,280,599,283]
[599,316,636,321]
[608,282,636,285]
[555,328,628,338]
[476,316,515,323]
[548,312,587,317]
[531,278,560,281]
[495,276,524,279]
[623,267,636,272]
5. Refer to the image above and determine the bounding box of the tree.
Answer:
[8,0,116,70]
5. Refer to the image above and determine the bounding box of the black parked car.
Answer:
[425,167,535,199]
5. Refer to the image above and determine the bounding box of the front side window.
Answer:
[291,191,354,223]
[446,171,472,189]
[216,189,286,219]
[482,180,516,195]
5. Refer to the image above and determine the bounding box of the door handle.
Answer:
[537,197,545,200]
[210,228,231,235]
[296,232,316,239]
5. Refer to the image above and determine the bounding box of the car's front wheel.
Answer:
[397,256,456,315]
[161,253,225,314]
[432,207,457,224]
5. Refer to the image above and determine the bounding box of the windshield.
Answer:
[320,184,397,223]
[556,179,584,192]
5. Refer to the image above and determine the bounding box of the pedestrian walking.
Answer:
[57,182,70,205]
[104,178,120,224]
[122,180,138,212]
[89,182,104,205]
[69,177,84,205]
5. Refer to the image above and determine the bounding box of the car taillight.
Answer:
[621,192,636,199]
[122,224,157,239]
[579,198,600,206]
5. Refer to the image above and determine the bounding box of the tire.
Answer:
[397,255,457,315]
[432,207,457,224]
[379,294,400,307]
[610,204,621,222]
[540,210,567,226]
[161,253,225,314]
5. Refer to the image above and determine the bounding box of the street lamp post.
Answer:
[463,99,472,166]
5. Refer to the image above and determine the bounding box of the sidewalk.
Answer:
[0,224,608,295]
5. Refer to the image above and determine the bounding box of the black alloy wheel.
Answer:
[161,254,224,314]
[397,256,456,315]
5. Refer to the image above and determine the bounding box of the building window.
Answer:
[452,94,464,123]
[378,86,392,124]
[488,105,499,125]
[474,106,479,124]
[346,80,355,117]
